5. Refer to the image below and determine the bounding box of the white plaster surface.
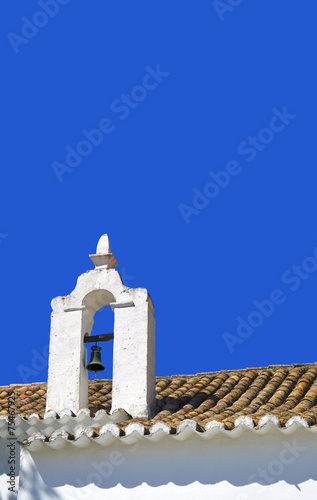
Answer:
[17,428,317,499]
[112,289,155,418]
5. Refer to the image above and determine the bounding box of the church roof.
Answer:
[1,362,317,450]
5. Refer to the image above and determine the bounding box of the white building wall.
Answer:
[17,427,317,500]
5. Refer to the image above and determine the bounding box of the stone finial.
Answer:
[89,234,118,269]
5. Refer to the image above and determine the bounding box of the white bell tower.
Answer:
[46,234,156,418]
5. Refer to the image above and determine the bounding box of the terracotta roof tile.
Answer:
[1,363,317,430]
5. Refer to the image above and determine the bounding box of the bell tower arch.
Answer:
[45,234,156,418]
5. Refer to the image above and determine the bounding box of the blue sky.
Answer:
[1,1,317,386]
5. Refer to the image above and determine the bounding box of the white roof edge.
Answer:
[19,417,317,452]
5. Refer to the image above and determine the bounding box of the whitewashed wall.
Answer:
[17,427,317,500]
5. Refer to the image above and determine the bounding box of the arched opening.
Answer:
[82,289,116,380]
[87,305,114,380]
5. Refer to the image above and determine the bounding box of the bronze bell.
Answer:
[86,345,105,373]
